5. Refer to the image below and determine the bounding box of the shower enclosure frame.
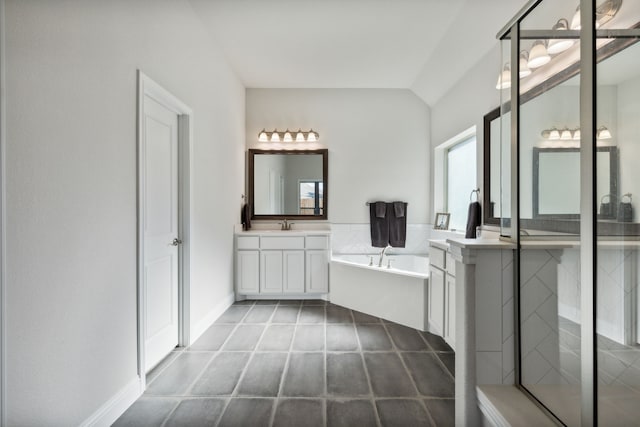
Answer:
[497,0,640,424]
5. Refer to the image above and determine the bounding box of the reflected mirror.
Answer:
[248,149,328,220]
[533,147,618,219]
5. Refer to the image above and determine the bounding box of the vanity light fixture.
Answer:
[528,40,551,68]
[547,19,575,54]
[257,128,320,143]
[573,128,581,140]
[571,0,623,30]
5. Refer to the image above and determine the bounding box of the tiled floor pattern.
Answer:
[115,300,455,426]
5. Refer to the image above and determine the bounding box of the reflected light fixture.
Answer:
[283,129,293,142]
[597,126,612,140]
[571,0,623,30]
[519,51,532,77]
[270,129,280,142]
[496,63,511,89]
[295,129,305,142]
[548,128,561,140]
[547,18,575,54]
[258,129,269,142]
[572,128,581,140]
[528,40,551,68]
[560,128,573,140]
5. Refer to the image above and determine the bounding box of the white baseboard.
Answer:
[80,376,143,427]
[190,292,235,346]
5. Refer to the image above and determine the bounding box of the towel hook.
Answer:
[470,188,480,202]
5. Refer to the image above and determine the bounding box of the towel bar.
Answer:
[365,201,409,206]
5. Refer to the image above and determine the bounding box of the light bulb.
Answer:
[519,51,531,78]
[283,129,293,142]
[528,40,550,68]
[547,18,575,54]
[573,129,581,140]
[496,63,511,90]
[258,129,269,142]
[307,129,317,142]
[270,129,280,142]
[295,129,305,142]
[597,126,612,140]
[549,128,560,140]
[560,128,573,140]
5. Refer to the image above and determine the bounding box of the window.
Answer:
[299,181,323,215]
[446,136,477,230]
[434,126,477,232]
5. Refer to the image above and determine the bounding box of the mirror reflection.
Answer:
[485,40,640,234]
[249,149,328,219]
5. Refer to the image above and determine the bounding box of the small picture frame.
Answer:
[434,213,450,230]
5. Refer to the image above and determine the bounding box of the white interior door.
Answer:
[143,94,179,372]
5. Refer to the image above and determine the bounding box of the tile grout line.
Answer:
[270,301,302,427]
[350,309,382,427]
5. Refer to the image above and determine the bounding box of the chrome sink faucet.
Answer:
[378,245,391,267]
[280,218,292,231]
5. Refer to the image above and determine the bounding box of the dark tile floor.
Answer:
[115,300,455,426]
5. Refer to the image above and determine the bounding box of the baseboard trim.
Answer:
[190,292,235,346]
[80,376,143,427]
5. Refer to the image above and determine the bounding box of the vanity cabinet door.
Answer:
[283,251,305,293]
[261,251,283,293]
[237,250,259,294]
[444,273,456,350]
[306,250,329,293]
[428,265,445,335]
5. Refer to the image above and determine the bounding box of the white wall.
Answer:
[246,89,431,224]
[429,46,502,223]
[5,0,244,425]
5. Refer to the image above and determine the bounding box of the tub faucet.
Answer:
[378,245,391,267]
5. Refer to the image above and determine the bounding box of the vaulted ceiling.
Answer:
[188,0,529,105]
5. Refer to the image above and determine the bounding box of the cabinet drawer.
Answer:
[430,247,445,270]
[237,236,260,249]
[306,236,329,250]
[446,252,455,276]
[261,236,305,250]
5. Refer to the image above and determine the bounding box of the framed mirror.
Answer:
[483,107,502,226]
[248,149,328,220]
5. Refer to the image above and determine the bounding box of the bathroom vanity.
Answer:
[428,240,456,350]
[235,227,330,298]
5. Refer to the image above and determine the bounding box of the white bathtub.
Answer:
[330,254,430,331]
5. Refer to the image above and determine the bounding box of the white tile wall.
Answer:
[330,223,433,255]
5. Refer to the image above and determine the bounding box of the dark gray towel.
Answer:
[393,201,405,218]
[389,202,407,248]
[375,201,386,218]
[465,201,481,238]
[370,203,389,248]
[241,203,251,231]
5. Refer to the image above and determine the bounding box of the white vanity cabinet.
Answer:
[235,231,329,297]
[429,241,456,350]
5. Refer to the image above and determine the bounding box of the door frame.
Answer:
[136,71,192,386]
[0,0,6,422]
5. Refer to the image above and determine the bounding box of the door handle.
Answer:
[170,238,183,246]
